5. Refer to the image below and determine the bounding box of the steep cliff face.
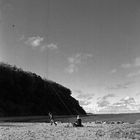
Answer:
[0,63,86,116]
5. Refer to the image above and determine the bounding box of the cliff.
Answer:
[0,63,86,116]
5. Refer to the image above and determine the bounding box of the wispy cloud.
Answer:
[97,100,110,108]
[65,53,82,73]
[102,94,115,100]
[41,43,58,51]
[121,57,140,78]
[77,93,94,100]
[136,92,140,96]
[65,63,78,74]
[121,57,140,69]
[97,94,115,108]
[65,53,93,74]
[79,100,91,106]
[25,36,44,48]
[127,70,140,78]
[73,89,94,107]
[107,81,133,90]
[19,35,25,41]
[121,63,132,68]
[73,89,94,100]
[134,57,140,67]
[73,89,83,94]
[78,93,94,101]
[110,69,117,74]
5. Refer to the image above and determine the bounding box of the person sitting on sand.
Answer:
[73,115,83,127]
[48,112,57,126]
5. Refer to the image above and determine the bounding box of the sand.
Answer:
[0,122,140,140]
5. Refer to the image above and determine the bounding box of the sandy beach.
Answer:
[0,122,140,140]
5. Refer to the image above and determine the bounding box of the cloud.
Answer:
[19,35,25,41]
[65,53,93,74]
[119,96,136,105]
[121,63,132,68]
[121,57,140,78]
[65,53,82,73]
[134,57,140,67]
[127,70,140,78]
[136,92,140,96]
[97,105,132,114]
[97,94,115,108]
[25,36,58,52]
[79,95,140,114]
[97,96,140,114]
[77,94,94,100]
[65,63,78,73]
[41,43,58,51]
[102,94,115,100]
[121,57,140,69]
[25,36,44,48]
[107,81,133,90]
[73,89,94,100]
[79,100,91,106]
[111,69,117,74]
[74,89,83,94]
[97,100,110,108]
[72,89,94,107]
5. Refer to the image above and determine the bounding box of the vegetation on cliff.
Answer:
[0,63,86,116]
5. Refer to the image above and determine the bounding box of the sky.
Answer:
[1,0,140,114]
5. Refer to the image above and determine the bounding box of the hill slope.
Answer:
[0,63,86,116]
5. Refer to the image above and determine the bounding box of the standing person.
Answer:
[48,112,57,126]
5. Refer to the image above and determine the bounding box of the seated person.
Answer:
[73,115,83,127]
